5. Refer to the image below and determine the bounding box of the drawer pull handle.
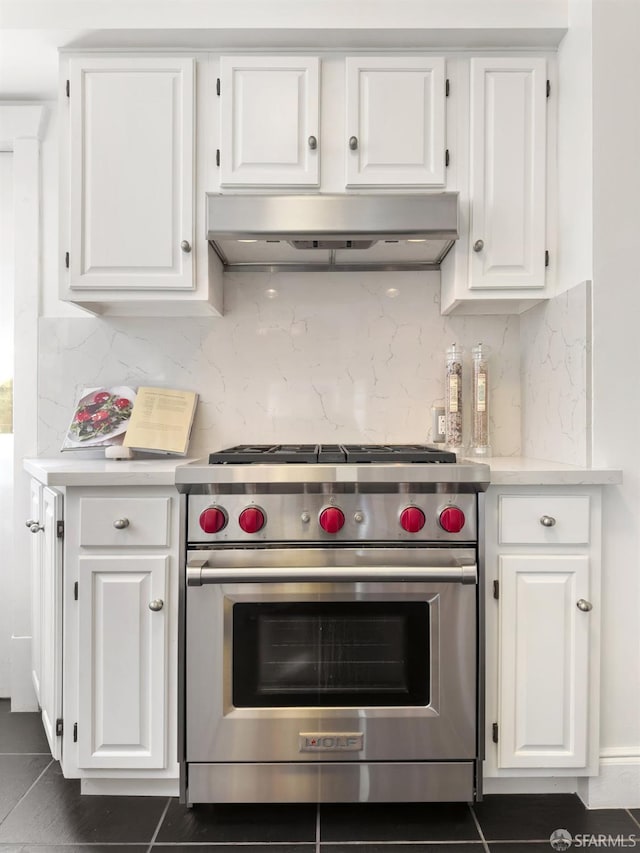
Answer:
[577,599,593,612]
[113,518,130,530]
[149,599,164,612]
[26,520,44,534]
[540,515,556,527]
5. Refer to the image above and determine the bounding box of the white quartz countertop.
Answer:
[23,457,197,487]
[475,457,623,486]
[24,456,622,487]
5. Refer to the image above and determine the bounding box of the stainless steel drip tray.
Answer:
[187,761,475,804]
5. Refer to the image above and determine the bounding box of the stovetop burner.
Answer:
[208,444,457,465]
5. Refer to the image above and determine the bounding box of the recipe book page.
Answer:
[123,387,198,455]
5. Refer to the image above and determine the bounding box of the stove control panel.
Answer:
[188,492,477,544]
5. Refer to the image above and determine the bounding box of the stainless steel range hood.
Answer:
[206,193,459,273]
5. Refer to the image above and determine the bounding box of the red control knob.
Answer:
[400,506,426,533]
[319,507,345,534]
[439,506,466,533]
[199,506,227,534]
[239,506,266,534]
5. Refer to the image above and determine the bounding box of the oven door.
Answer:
[185,547,477,764]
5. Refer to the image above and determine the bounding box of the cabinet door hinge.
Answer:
[493,579,500,599]
[74,581,78,601]
[216,149,220,167]
[445,78,450,97]
[445,149,450,168]
[55,718,63,736]
[65,252,69,269]
[492,722,499,743]
[66,79,70,98]
[73,723,78,743]
[545,249,550,267]
[546,79,551,98]
[57,520,64,539]
[216,77,220,96]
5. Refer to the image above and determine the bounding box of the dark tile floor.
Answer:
[0,700,639,852]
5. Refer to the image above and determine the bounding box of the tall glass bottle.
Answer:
[445,343,463,450]
[471,343,491,456]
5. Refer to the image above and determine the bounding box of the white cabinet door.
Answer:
[77,555,168,769]
[498,554,590,768]
[469,58,547,290]
[39,487,63,760]
[220,56,320,187]
[68,57,194,290]
[346,57,446,187]
[29,479,43,704]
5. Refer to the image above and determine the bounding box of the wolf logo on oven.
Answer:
[299,733,364,752]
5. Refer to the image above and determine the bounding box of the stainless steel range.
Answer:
[176,444,490,805]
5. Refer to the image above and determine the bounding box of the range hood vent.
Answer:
[206,193,459,273]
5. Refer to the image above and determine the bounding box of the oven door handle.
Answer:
[186,563,477,586]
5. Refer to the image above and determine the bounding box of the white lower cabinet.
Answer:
[77,555,168,769]
[25,480,182,791]
[497,553,590,768]
[484,486,601,778]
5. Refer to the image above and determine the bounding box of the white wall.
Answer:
[0,0,568,33]
[557,0,592,291]
[591,0,640,762]
[0,152,14,697]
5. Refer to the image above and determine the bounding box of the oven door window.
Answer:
[233,601,430,707]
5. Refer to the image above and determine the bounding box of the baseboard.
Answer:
[578,753,640,809]
[483,777,579,795]
[10,636,38,711]
[81,778,179,796]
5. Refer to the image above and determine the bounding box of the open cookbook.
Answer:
[62,385,198,456]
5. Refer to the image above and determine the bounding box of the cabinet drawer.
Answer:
[498,495,590,545]
[80,498,171,547]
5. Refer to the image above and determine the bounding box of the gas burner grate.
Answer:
[342,444,456,463]
[208,444,457,464]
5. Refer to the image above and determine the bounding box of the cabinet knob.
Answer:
[349,136,359,150]
[308,135,317,150]
[27,521,44,534]
[149,599,164,612]
[577,599,593,612]
[180,240,192,253]
[473,239,484,253]
[113,518,130,530]
[539,515,556,527]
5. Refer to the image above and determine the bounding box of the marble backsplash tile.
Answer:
[520,281,591,466]
[38,272,522,458]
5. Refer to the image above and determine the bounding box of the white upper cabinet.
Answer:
[219,56,320,187]
[469,57,547,290]
[345,57,446,187]
[67,57,195,291]
[441,56,553,314]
